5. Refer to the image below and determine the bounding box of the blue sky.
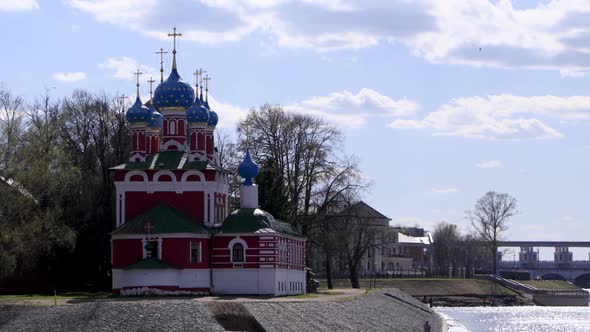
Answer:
[1,0,589,258]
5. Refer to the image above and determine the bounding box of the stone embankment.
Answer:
[0,289,443,332]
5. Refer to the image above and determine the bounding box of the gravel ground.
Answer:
[0,289,443,332]
[245,289,444,332]
[0,300,224,332]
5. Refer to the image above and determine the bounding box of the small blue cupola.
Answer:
[238,150,259,186]
[147,103,163,128]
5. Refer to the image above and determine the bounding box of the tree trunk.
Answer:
[349,265,360,289]
[492,245,497,275]
[325,252,333,290]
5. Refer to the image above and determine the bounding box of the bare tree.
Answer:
[0,84,24,175]
[215,129,241,210]
[337,201,389,288]
[467,191,518,275]
[305,157,369,288]
[238,104,341,226]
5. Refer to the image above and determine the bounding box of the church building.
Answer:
[109,28,306,296]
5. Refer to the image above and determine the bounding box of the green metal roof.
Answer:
[110,151,226,171]
[111,203,212,235]
[217,208,300,236]
[123,257,179,270]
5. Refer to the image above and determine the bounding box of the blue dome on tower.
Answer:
[125,97,151,123]
[238,150,259,186]
[147,103,163,128]
[186,96,209,124]
[207,104,218,126]
[153,68,195,109]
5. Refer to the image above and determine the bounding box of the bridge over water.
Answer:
[497,241,590,286]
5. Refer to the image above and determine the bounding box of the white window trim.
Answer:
[190,240,202,263]
[229,237,248,263]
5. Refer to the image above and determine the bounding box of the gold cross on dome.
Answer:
[168,27,182,53]
[203,75,211,102]
[133,69,143,98]
[147,77,156,100]
[155,48,168,82]
[144,220,153,237]
[193,69,201,88]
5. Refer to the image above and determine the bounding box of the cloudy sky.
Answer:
[1,0,589,258]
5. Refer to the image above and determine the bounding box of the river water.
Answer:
[436,289,590,332]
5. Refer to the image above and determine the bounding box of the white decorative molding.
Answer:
[112,233,210,240]
[153,170,177,182]
[161,140,185,151]
[228,237,248,263]
[124,170,148,182]
[180,170,205,182]
[129,153,146,163]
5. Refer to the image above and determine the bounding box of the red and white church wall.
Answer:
[111,234,212,295]
[211,234,306,295]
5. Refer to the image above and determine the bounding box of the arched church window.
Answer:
[170,120,177,135]
[232,243,244,262]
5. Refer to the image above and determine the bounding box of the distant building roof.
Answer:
[398,232,432,245]
[339,201,391,221]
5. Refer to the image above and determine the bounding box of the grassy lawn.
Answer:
[320,278,517,296]
[0,292,111,301]
[518,280,579,290]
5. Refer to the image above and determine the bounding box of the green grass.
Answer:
[320,278,518,296]
[518,280,579,290]
[282,293,320,299]
[0,292,111,301]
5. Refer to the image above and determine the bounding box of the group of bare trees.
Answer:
[433,191,519,276]
[0,84,129,290]
[236,105,381,288]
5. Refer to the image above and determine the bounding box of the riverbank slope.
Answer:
[0,288,443,332]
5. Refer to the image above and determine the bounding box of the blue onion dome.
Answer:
[125,97,151,123]
[147,103,163,128]
[238,150,259,186]
[186,97,209,124]
[153,68,195,109]
[207,109,218,127]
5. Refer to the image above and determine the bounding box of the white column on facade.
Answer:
[204,191,209,225]
[157,238,163,259]
[121,191,126,225]
[209,192,215,225]
[115,187,121,227]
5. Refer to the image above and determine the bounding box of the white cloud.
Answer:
[390,94,590,140]
[53,72,87,83]
[99,57,157,80]
[202,88,417,129]
[476,160,503,169]
[208,94,249,128]
[433,188,458,194]
[286,88,418,128]
[0,0,39,11]
[66,0,590,73]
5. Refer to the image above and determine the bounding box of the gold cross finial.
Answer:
[203,75,211,103]
[155,48,168,83]
[117,94,129,111]
[144,220,153,238]
[133,69,143,99]
[193,68,205,99]
[167,27,182,69]
[193,69,200,89]
[147,77,156,101]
